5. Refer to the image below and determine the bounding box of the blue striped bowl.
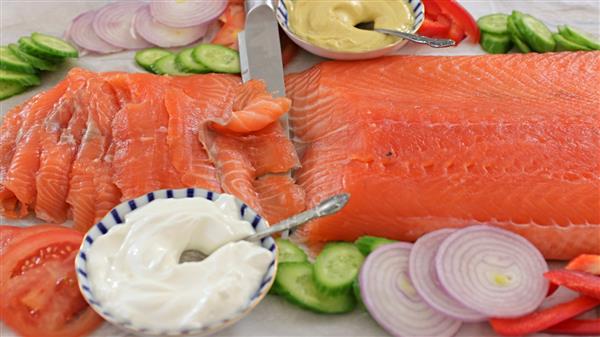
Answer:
[276,0,425,60]
[75,188,278,336]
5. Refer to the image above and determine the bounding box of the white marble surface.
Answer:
[1,1,599,336]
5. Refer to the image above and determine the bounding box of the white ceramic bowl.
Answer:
[75,188,278,336]
[276,0,426,60]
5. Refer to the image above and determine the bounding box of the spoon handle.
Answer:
[246,193,350,241]
[374,28,456,48]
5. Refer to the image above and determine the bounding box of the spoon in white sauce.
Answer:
[179,193,350,263]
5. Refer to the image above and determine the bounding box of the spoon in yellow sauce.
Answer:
[355,21,456,48]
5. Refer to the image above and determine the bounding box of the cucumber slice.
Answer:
[354,236,396,256]
[151,54,190,76]
[0,69,40,86]
[135,48,173,72]
[30,33,78,58]
[0,46,36,74]
[275,262,356,314]
[18,37,65,61]
[553,33,591,52]
[0,80,27,100]
[558,25,600,50]
[477,14,509,35]
[176,48,210,74]
[8,44,58,71]
[481,33,513,54]
[276,238,308,263]
[314,242,364,294]
[512,35,532,53]
[515,14,555,52]
[352,277,364,308]
[192,44,240,74]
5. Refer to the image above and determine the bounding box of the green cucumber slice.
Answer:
[352,277,364,308]
[0,69,40,86]
[481,33,513,54]
[275,238,308,263]
[0,46,36,74]
[135,48,173,72]
[176,48,210,74]
[192,44,240,74]
[354,236,396,256]
[151,54,190,76]
[30,32,78,58]
[512,35,532,53]
[477,14,509,35]
[553,33,591,52]
[8,44,58,71]
[515,14,555,52]
[314,242,364,294]
[0,80,27,100]
[558,25,600,50]
[275,262,356,314]
[18,37,64,61]
[508,13,526,41]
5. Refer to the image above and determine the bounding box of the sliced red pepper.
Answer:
[421,0,442,18]
[489,296,600,337]
[567,255,600,275]
[545,318,600,335]
[547,282,559,297]
[418,15,451,37]
[544,270,600,300]
[435,0,480,43]
[447,21,466,44]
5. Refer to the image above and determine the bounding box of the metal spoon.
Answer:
[179,193,350,263]
[355,21,456,48]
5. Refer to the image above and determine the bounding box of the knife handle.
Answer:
[245,0,276,13]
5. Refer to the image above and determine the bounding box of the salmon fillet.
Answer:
[286,52,600,260]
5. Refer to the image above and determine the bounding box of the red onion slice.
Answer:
[409,229,487,322]
[134,5,208,48]
[149,0,227,28]
[69,11,123,54]
[93,2,152,49]
[360,243,462,337]
[435,225,549,318]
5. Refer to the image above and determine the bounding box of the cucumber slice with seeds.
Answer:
[192,44,240,74]
[0,80,27,100]
[275,262,356,314]
[176,48,210,74]
[8,44,58,71]
[512,35,532,53]
[31,33,78,58]
[354,236,396,256]
[18,37,64,61]
[553,33,591,52]
[508,12,526,41]
[0,46,36,74]
[558,25,600,50]
[481,33,513,54]
[135,48,173,72]
[314,242,364,294]
[0,69,40,86]
[515,14,555,52]
[477,14,509,35]
[276,238,308,263]
[151,54,190,76]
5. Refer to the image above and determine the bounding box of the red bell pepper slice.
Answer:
[418,15,451,37]
[490,296,600,337]
[421,0,442,18]
[567,254,600,275]
[545,318,600,335]
[447,21,466,44]
[544,270,600,300]
[435,0,480,43]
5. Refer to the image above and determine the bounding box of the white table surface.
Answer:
[1,1,599,336]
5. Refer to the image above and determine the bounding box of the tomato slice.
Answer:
[211,3,245,50]
[1,225,75,256]
[0,228,103,337]
[0,226,23,254]
[435,0,480,43]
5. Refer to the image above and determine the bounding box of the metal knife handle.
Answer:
[245,0,275,13]
[246,194,350,241]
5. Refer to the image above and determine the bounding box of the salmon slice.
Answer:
[35,70,96,223]
[286,52,600,260]
[95,143,121,223]
[254,174,305,224]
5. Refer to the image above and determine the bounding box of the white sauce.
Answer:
[87,195,273,330]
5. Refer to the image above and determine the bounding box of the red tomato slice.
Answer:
[0,226,23,254]
[0,229,103,337]
[1,225,74,256]
[435,0,480,43]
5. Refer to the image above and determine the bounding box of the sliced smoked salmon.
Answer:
[286,52,600,260]
[254,174,305,224]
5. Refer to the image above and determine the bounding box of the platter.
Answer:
[1,1,598,337]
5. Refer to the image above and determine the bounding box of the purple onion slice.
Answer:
[435,225,549,318]
[69,10,123,54]
[360,242,462,337]
[92,2,152,49]
[149,0,227,28]
[134,5,208,48]
[409,229,487,322]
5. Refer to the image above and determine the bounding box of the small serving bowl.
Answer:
[75,188,278,336]
[276,0,425,60]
